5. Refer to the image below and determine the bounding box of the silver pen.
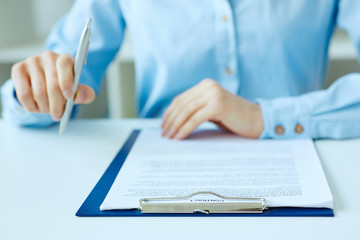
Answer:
[59,18,92,135]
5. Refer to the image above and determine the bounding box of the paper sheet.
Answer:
[100,129,333,210]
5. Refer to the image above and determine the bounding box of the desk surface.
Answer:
[1,119,359,240]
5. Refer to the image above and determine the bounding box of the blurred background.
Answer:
[0,0,359,119]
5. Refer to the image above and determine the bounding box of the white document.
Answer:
[100,129,333,210]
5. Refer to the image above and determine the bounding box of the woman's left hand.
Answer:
[161,79,264,140]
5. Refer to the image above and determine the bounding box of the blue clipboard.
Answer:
[76,130,334,217]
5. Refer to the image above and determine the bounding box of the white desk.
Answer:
[0,119,359,240]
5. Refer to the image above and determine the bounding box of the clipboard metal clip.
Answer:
[140,191,267,214]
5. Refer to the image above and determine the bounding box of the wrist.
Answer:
[251,103,264,138]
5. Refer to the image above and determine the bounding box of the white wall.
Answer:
[0,0,107,119]
[0,0,74,47]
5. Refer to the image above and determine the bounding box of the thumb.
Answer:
[74,84,95,104]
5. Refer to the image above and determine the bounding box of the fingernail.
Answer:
[53,116,62,122]
[63,89,73,99]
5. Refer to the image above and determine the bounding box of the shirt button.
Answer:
[295,124,304,134]
[275,125,285,135]
[225,68,232,75]
[222,15,228,22]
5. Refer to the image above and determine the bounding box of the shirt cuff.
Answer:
[255,96,311,139]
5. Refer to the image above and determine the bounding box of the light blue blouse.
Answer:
[2,0,360,139]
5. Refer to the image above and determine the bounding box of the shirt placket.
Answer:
[214,0,239,94]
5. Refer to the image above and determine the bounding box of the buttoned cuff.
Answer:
[255,96,311,139]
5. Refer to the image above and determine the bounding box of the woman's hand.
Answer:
[161,79,264,140]
[11,51,95,121]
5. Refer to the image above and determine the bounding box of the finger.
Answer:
[162,79,217,131]
[173,105,214,140]
[162,88,206,134]
[27,57,49,113]
[11,62,39,112]
[162,98,184,135]
[47,82,65,121]
[165,98,206,138]
[56,54,74,99]
[162,96,182,130]
[162,85,203,129]
[47,63,66,121]
[163,86,212,136]
[162,97,192,136]
[74,84,96,104]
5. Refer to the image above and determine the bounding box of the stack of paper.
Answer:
[100,129,333,210]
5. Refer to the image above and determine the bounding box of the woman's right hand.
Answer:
[11,51,95,121]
